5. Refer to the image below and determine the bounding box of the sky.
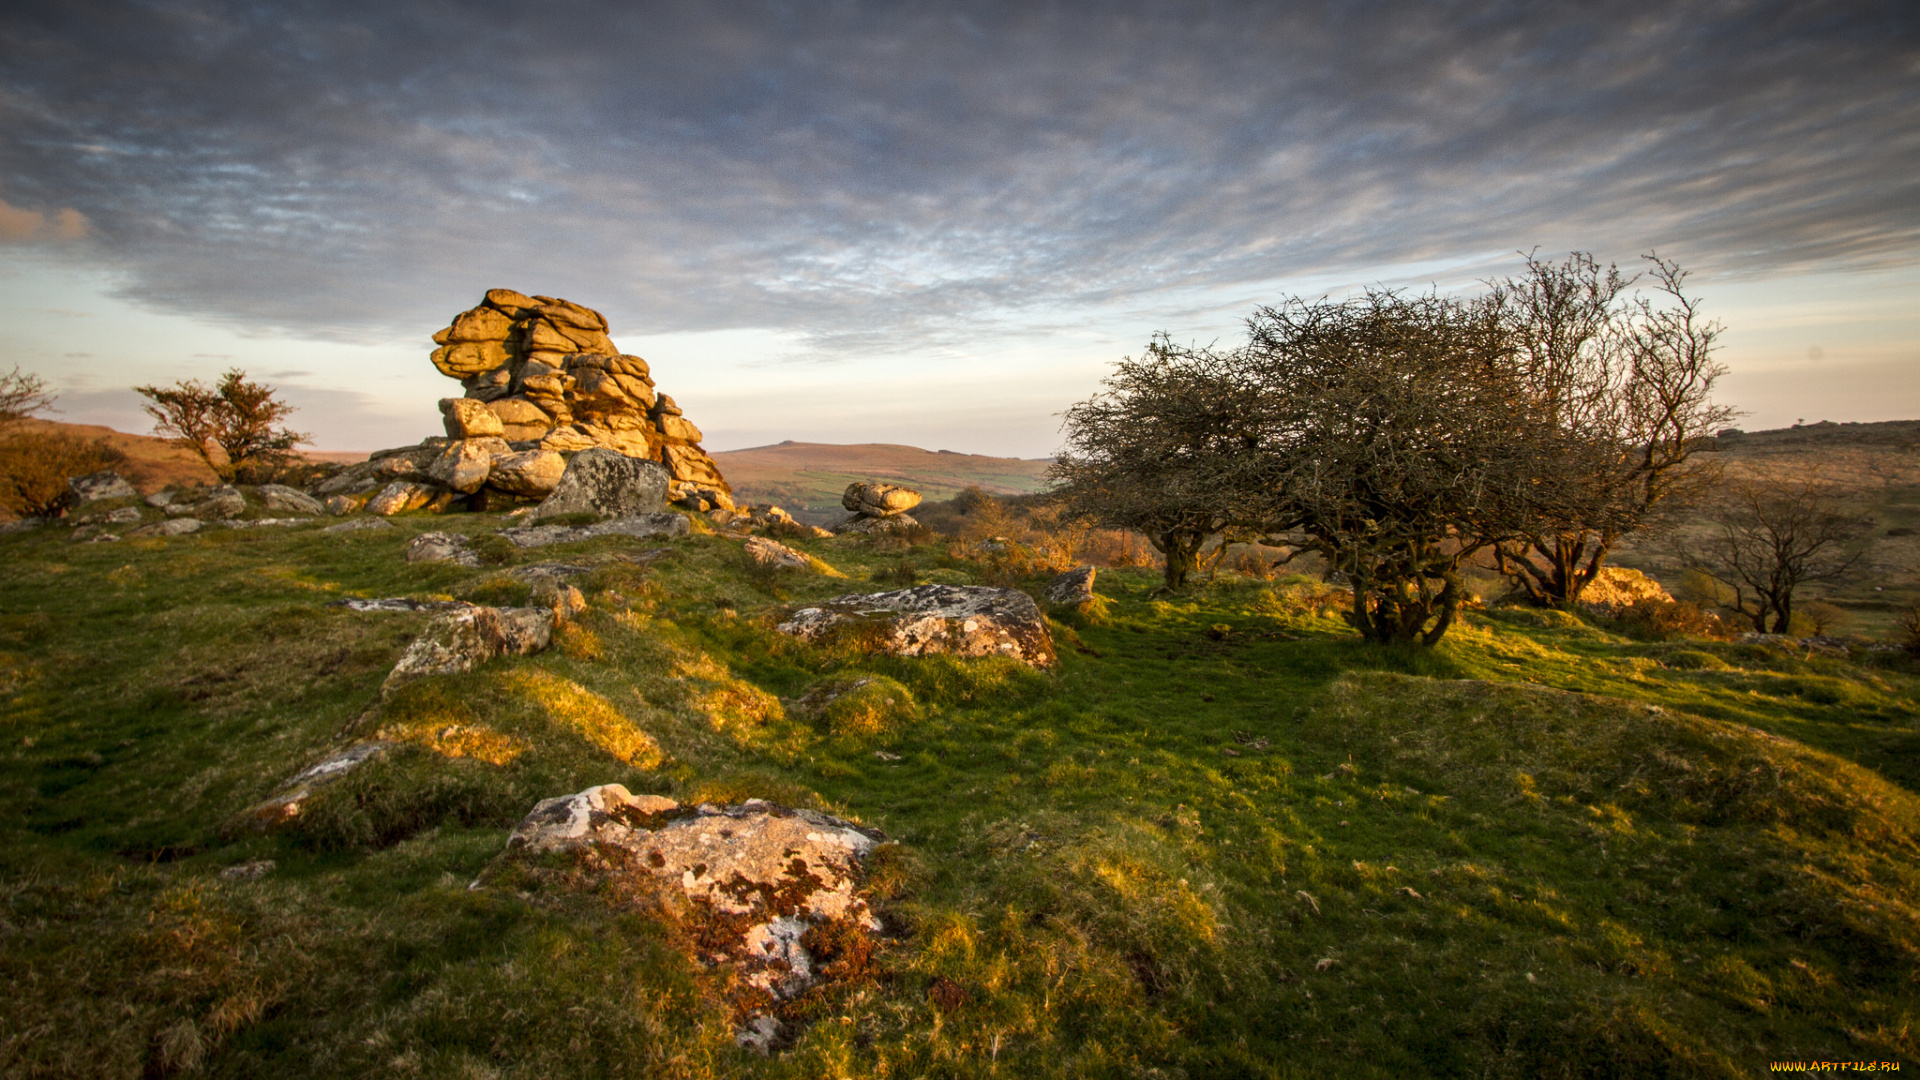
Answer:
[1,0,1915,458]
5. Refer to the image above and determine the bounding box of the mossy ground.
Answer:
[2,516,1915,1077]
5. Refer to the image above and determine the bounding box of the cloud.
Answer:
[0,192,88,242]
[0,0,1914,356]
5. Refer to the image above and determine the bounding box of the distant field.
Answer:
[710,440,1053,514]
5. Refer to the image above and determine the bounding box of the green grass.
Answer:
[2,519,1916,1077]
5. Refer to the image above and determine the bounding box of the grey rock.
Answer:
[499,512,689,548]
[330,597,468,613]
[406,531,479,567]
[241,742,392,828]
[219,859,277,881]
[70,525,122,543]
[744,535,811,570]
[323,494,362,515]
[380,604,555,695]
[321,516,397,534]
[128,517,202,538]
[144,490,176,508]
[81,506,141,525]
[776,584,1056,667]
[69,470,137,503]
[531,448,670,522]
[428,437,507,494]
[835,512,921,536]
[257,484,325,515]
[1044,566,1097,607]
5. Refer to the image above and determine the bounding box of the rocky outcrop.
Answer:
[427,289,731,507]
[530,448,670,522]
[834,482,921,534]
[165,485,246,520]
[486,786,889,1050]
[776,584,1056,667]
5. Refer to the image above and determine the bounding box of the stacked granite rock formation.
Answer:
[317,290,734,514]
[835,481,922,534]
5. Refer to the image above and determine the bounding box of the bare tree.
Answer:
[1681,473,1873,633]
[1490,254,1734,608]
[0,366,56,427]
[135,369,309,483]
[1050,337,1260,589]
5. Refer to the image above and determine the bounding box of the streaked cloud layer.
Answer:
[1,0,1915,449]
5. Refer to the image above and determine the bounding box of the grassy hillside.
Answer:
[2,496,1915,1077]
[711,441,1053,516]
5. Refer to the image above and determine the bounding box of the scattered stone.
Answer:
[484,788,888,1041]
[129,517,202,538]
[144,490,175,508]
[69,471,137,504]
[380,604,555,694]
[1044,566,1097,607]
[70,525,121,543]
[841,482,921,518]
[366,480,438,516]
[220,517,311,529]
[167,486,246,520]
[330,597,469,613]
[241,741,391,828]
[323,494,364,515]
[777,584,1056,667]
[219,859,277,881]
[498,513,690,548]
[321,517,397,533]
[80,505,141,525]
[509,564,590,622]
[406,531,480,567]
[257,484,326,515]
[744,535,811,570]
[530,448,671,522]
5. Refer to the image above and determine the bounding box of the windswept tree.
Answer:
[0,366,57,426]
[0,367,126,518]
[1050,337,1264,589]
[1242,290,1573,645]
[1680,472,1874,633]
[135,369,309,483]
[1490,253,1733,608]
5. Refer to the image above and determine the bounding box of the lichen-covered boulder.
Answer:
[530,448,670,522]
[484,788,889,1044]
[776,584,1055,667]
[499,513,689,548]
[258,484,325,515]
[744,535,810,569]
[405,531,478,567]
[380,604,554,694]
[68,470,136,504]
[1044,566,1096,607]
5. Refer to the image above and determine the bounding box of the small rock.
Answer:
[381,604,555,695]
[323,494,363,515]
[406,531,479,567]
[736,1015,784,1055]
[127,517,203,538]
[144,490,176,508]
[498,513,690,548]
[81,506,141,525]
[70,525,122,543]
[321,516,397,533]
[219,859,277,881]
[330,597,468,612]
[744,535,811,570]
[241,742,391,827]
[257,484,326,515]
[68,470,137,504]
[1044,566,1097,607]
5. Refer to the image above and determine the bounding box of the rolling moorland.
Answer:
[0,420,1917,1078]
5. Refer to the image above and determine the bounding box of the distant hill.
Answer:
[6,419,365,496]
[710,440,1053,514]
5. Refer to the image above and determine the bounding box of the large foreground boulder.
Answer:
[776,584,1056,667]
[485,786,888,1050]
[530,448,670,522]
[380,604,555,694]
